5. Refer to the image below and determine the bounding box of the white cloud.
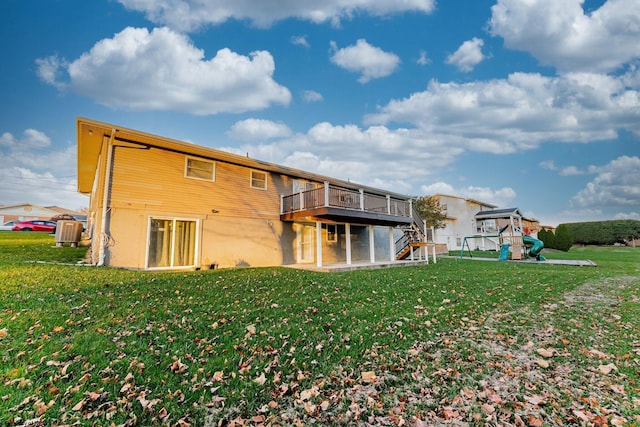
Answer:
[366,71,640,150]
[302,90,323,103]
[558,166,584,176]
[117,0,436,31]
[37,27,291,115]
[417,50,430,65]
[614,211,640,220]
[35,55,68,89]
[227,119,293,141]
[489,0,640,73]
[420,181,517,207]
[217,121,468,193]
[0,130,87,209]
[539,160,556,171]
[0,129,51,150]
[330,39,400,83]
[445,38,485,72]
[291,35,310,47]
[571,156,640,208]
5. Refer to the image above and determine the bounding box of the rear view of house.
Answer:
[77,118,428,271]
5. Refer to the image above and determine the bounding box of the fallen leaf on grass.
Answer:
[212,371,224,382]
[598,363,617,375]
[362,371,377,382]
[527,395,546,406]
[536,348,555,358]
[610,384,625,395]
[536,358,550,368]
[71,399,85,411]
[527,415,543,426]
[572,409,592,423]
[582,348,610,359]
[611,416,627,426]
[253,372,267,385]
[481,403,495,414]
[170,359,188,374]
[442,408,459,420]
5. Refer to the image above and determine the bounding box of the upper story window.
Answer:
[250,170,268,190]
[292,179,316,193]
[185,157,215,181]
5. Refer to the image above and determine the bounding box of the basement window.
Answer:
[250,170,267,190]
[185,157,215,181]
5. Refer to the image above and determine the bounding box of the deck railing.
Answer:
[281,182,412,218]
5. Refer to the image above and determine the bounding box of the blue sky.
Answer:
[1,0,639,226]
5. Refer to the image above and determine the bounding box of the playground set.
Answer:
[459,207,546,262]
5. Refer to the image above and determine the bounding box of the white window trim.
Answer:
[145,216,200,270]
[326,224,337,242]
[185,156,216,182]
[250,170,268,190]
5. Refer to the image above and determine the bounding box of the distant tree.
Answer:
[413,196,447,229]
[564,220,640,245]
[554,224,573,251]
[539,228,556,250]
[538,228,548,246]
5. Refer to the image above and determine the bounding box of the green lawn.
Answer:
[1,232,638,426]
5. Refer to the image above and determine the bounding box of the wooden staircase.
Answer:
[395,207,429,260]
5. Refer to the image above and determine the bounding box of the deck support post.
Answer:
[360,189,365,211]
[389,227,395,262]
[369,225,375,263]
[346,223,352,265]
[316,221,323,267]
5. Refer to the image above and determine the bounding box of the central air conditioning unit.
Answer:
[55,220,84,247]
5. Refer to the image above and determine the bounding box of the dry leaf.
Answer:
[212,371,224,382]
[71,399,85,411]
[253,372,267,385]
[536,348,554,358]
[481,403,495,414]
[572,409,591,422]
[611,416,627,426]
[527,395,546,406]
[598,363,617,375]
[536,358,550,368]
[527,415,543,426]
[362,371,377,382]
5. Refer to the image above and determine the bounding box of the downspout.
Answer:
[97,129,116,266]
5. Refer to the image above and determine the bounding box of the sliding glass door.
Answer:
[148,218,197,269]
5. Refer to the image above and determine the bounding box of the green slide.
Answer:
[523,235,545,261]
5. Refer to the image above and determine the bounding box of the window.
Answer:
[147,218,197,269]
[185,157,215,181]
[326,224,337,242]
[293,179,315,193]
[250,170,267,190]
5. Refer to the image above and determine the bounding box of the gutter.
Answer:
[97,129,115,266]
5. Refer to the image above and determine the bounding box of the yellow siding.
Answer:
[96,144,305,269]
[109,146,291,218]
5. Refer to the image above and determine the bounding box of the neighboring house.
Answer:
[77,118,428,271]
[0,203,61,224]
[431,194,496,251]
